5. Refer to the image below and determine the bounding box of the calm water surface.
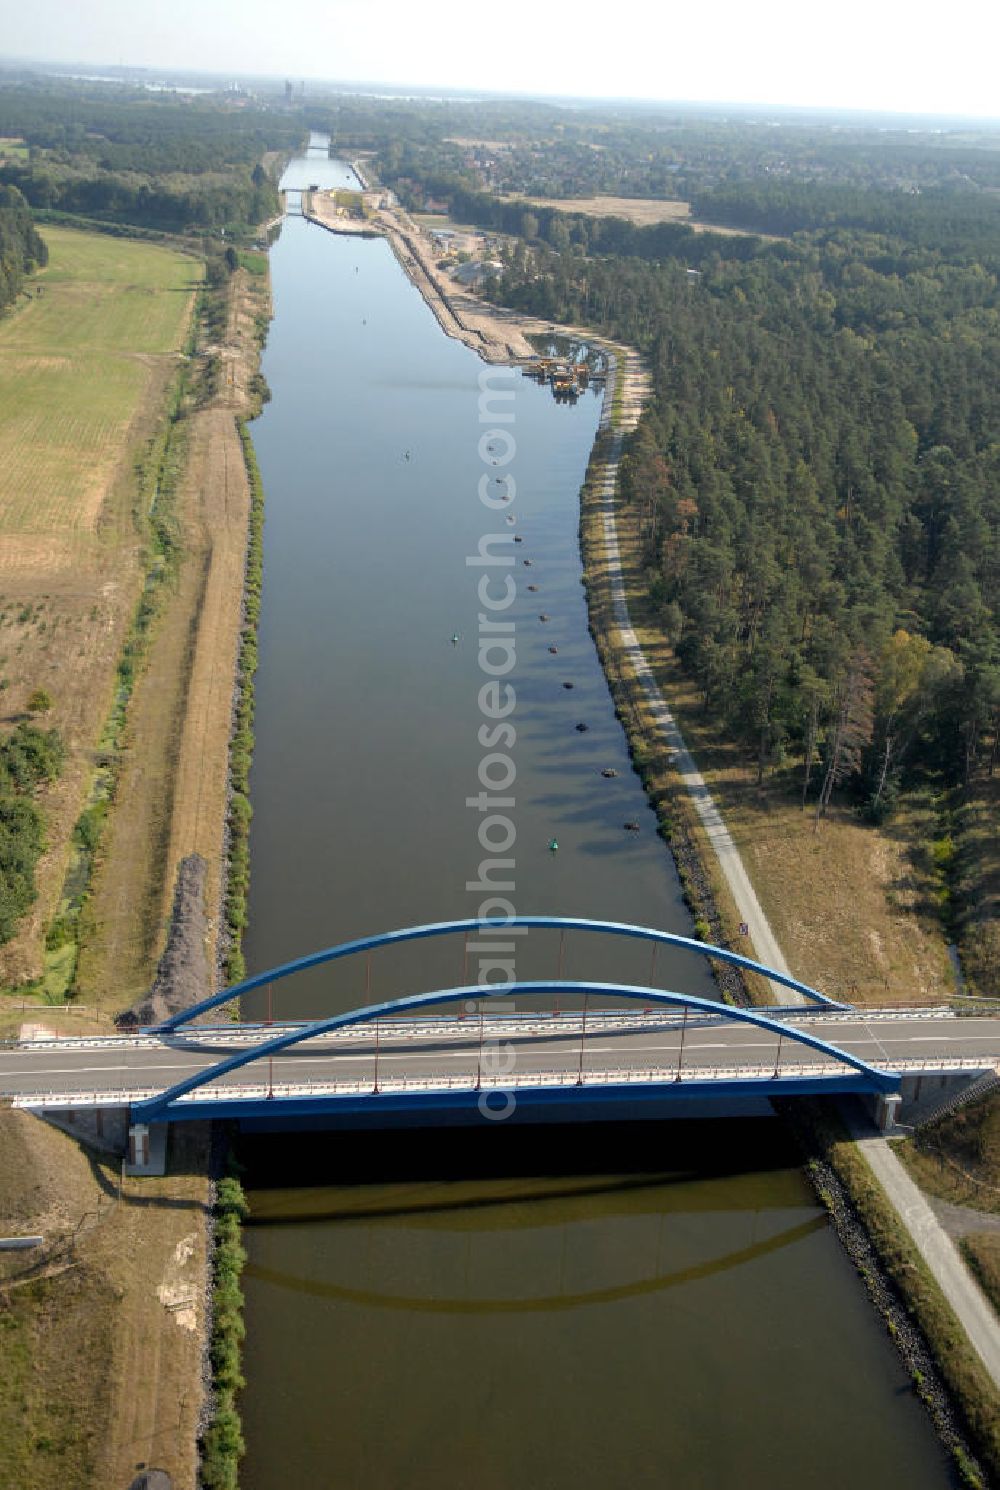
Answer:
[236,146,954,1490]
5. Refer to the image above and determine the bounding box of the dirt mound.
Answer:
[118,855,210,1027]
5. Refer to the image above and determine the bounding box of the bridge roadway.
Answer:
[3,1008,999,1114]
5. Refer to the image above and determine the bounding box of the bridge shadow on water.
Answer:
[233,1112,959,1490]
[235,1118,834,1322]
[238,1115,805,1211]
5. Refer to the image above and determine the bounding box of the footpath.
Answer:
[594,347,1000,1392]
[594,368,796,1006]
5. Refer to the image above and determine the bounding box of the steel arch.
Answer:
[156,916,843,1032]
[137,979,893,1119]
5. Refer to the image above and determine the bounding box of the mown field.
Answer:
[0,227,197,543]
[0,225,199,989]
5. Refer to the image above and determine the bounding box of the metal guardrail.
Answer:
[11,1056,998,1111]
[5,1004,975,1058]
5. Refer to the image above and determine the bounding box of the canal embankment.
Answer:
[287,185,1000,1467]
[222,149,988,1489]
[302,186,539,362]
[574,320,1000,1484]
[0,247,275,1490]
[78,260,272,1011]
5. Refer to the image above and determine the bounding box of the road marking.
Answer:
[3,1026,998,1098]
[0,1061,207,1078]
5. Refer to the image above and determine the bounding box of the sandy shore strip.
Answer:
[305,189,545,363]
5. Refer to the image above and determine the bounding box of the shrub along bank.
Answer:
[0,723,64,944]
[200,1175,249,1490]
[221,423,264,985]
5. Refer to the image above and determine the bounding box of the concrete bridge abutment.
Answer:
[30,1105,169,1176]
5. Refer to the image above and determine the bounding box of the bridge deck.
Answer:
[3,1010,998,1117]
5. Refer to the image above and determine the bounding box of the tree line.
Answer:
[0,84,302,174]
[0,159,279,233]
[465,191,997,985]
[0,182,47,313]
[488,228,999,806]
[0,83,302,234]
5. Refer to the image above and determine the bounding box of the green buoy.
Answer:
[548,838,559,852]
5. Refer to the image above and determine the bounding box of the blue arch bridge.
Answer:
[3,918,998,1172]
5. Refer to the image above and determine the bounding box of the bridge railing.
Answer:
[15,1057,998,1115]
[3,1064,885,1111]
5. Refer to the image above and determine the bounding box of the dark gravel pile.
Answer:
[117,855,210,1028]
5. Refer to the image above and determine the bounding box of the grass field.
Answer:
[238,248,268,275]
[9,229,195,351]
[0,231,253,1490]
[0,225,199,989]
[0,228,197,543]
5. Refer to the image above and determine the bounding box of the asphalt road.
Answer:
[2,1010,998,1106]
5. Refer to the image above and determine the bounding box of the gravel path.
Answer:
[596,356,796,1006]
[845,1105,1000,1386]
[595,350,1000,1386]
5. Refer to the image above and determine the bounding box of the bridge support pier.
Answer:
[873,1092,902,1134]
[126,1122,167,1177]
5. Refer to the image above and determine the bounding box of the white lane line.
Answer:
[0,1062,206,1078]
[4,1033,997,1086]
[0,1037,944,1080]
[902,1033,1000,1043]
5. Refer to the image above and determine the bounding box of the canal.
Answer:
[235,139,955,1488]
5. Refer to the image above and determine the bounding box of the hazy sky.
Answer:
[4,0,999,119]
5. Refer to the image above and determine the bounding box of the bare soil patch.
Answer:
[509,194,781,237]
[514,194,694,226]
